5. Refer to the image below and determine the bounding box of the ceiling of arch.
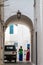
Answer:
[4,15,33,30]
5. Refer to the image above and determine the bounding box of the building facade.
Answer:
[0,0,43,65]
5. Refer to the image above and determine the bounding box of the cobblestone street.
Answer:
[4,62,33,65]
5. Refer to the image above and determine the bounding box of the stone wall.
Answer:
[0,21,4,65]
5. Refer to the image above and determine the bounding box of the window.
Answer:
[9,24,14,34]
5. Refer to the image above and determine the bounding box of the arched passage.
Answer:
[4,14,34,63]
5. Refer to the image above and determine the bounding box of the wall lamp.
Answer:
[17,10,21,19]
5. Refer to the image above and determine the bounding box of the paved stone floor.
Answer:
[4,62,33,65]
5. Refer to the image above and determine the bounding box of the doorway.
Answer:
[4,23,31,62]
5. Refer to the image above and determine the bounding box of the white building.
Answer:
[0,0,43,65]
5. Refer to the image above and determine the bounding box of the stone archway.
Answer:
[4,14,34,63]
[4,15,33,30]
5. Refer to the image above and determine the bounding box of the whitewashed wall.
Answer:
[5,24,31,48]
[34,0,43,65]
[4,0,34,23]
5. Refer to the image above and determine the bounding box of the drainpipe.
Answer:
[36,32,37,65]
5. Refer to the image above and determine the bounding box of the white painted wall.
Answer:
[34,0,43,65]
[5,24,31,45]
[4,0,34,22]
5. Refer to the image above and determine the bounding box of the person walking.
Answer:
[19,46,23,61]
[26,47,30,61]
